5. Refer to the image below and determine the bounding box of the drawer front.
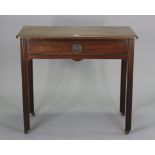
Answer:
[27,39,128,55]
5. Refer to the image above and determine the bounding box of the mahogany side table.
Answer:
[16,26,138,134]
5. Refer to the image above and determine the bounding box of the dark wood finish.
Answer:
[27,54,128,61]
[125,39,134,134]
[27,39,128,61]
[17,26,138,39]
[120,60,127,116]
[28,60,35,116]
[17,26,137,134]
[20,39,30,134]
[27,39,128,54]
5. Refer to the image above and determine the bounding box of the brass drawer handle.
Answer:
[71,43,83,54]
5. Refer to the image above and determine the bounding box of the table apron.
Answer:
[26,39,129,60]
[27,53,128,60]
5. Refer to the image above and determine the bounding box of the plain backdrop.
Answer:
[0,15,154,139]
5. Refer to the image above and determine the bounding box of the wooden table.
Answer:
[17,26,138,134]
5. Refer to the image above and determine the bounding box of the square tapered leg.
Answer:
[125,39,134,134]
[20,39,30,134]
[120,60,127,116]
[28,60,35,116]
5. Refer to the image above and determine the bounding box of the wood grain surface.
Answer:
[17,26,138,39]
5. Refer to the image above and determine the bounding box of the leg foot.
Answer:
[31,112,35,116]
[24,129,29,134]
[125,130,130,135]
[121,112,125,116]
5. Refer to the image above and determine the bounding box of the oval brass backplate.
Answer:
[71,43,83,54]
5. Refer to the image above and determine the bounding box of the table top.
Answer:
[17,26,138,39]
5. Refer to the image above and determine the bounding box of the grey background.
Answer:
[0,15,154,139]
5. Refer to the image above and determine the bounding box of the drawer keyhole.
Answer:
[71,43,83,54]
